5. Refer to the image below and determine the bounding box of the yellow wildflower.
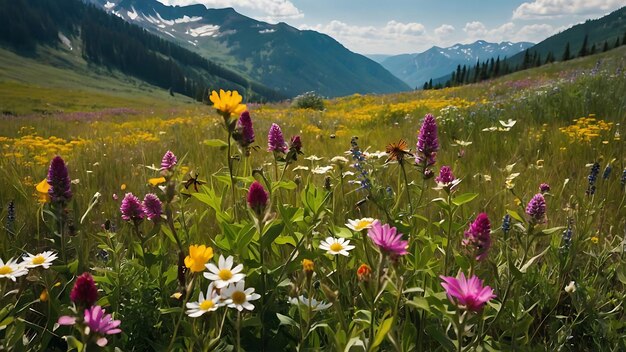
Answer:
[209,89,247,116]
[36,179,50,204]
[40,289,49,302]
[121,183,127,190]
[591,236,599,244]
[302,259,314,273]
[148,177,166,186]
[184,245,214,273]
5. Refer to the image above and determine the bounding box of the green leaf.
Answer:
[372,316,393,349]
[335,227,353,239]
[540,226,566,235]
[63,335,84,352]
[519,246,549,273]
[271,180,297,192]
[276,313,299,328]
[452,193,478,206]
[275,235,297,247]
[506,209,524,222]
[203,139,228,148]
[262,221,285,248]
[159,307,183,315]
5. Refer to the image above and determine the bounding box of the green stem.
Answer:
[226,130,239,222]
[443,193,454,276]
[236,310,242,352]
[399,161,413,213]
[167,276,195,351]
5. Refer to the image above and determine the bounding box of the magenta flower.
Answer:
[267,123,288,153]
[142,193,162,221]
[435,166,455,184]
[440,272,496,312]
[539,183,550,193]
[70,272,98,308]
[59,306,121,347]
[120,193,145,222]
[526,193,546,224]
[462,213,491,261]
[160,150,178,171]
[415,113,439,166]
[247,181,269,217]
[47,156,72,204]
[235,111,255,148]
[290,135,302,153]
[367,221,409,256]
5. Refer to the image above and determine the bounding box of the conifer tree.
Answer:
[578,35,588,57]
[562,42,571,61]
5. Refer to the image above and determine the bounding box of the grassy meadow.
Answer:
[0,46,625,351]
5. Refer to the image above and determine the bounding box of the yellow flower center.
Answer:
[199,299,214,310]
[32,255,45,265]
[231,291,246,305]
[356,220,372,230]
[218,269,233,281]
[330,243,343,252]
[0,265,13,275]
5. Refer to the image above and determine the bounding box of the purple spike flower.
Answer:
[435,166,455,184]
[120,193,145,222]
[47,156,72,204]
[267,123,288,153]
[539,183,550,193]
[415,113,439,166]
[367,221,409,256]
[160,150,177,171]
[462,213,492,261]
[142,194,162,221]
[235,111,255,147]
[247,181,269,217]
[526,193,546,224]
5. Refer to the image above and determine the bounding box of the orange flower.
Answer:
[302,259,314,273]
[184,245,214,273]
[385,139,413,164]
[357,264,372,281]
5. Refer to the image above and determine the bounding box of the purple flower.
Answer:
[415,113,439,166]
[47,156,72,204]
[235,111,255,147]
[160,150,177,171]
[367,221,408,256]
[142,194,162,221]
[70,272,98,308]
[120,193,145,222]
[526,193,546,224]
[247,181,269,217]
[440,272,496,312]
[435,166,455,184]
[462,213,492,261]
[290,135,302,153]
[267,123,288,153]
[539,183,550,193]
[83,306,122,347]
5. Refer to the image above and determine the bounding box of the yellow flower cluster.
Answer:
[559,114,614,143]
[1,132,88,166]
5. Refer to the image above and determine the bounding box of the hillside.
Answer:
[87,0,411,97]
[380,41,533,88]
[0,0,285,102]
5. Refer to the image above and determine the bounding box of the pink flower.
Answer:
[70,272,98,308]
[367,221,408,256]
[267,123,288,153]
[440,272,496,312]
[160,150,178,171]
[526,193,546,224]
[247,181,269,217]
[462,213,491,261]
[142,193,162,221]
[120,193,145,222]
[84,305,122,346]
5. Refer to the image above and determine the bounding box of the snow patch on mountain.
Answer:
[186,24,220,37]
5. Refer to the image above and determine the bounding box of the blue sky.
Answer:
[158,0,626,54]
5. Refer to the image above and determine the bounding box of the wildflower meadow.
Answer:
[0,48,626,351]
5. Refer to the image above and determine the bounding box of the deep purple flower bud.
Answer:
[526,193,546,223]
[247,181,269,217]
[462,213,491,261]
[120,193,145,222]
[160,150,177,171]
[290,135,302,153]
[236,111,255,147]
[47,156,72,204]
[267,123,288,153]
[142,193,162,221]
[539,183,550,193]
[70,272,98,308]
[415,113,439,166]
[435,166,455,184]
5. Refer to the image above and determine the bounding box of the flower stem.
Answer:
[399,161,413,213]
[226,130,239,222]
[236,310,242,352]
[443,193,454,276]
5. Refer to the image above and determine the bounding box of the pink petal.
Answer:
[58,316,76,325]
[96,337,108,347]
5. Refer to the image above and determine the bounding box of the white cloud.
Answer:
[463,20,560,43]
[299,20,428,54]
[434,24,455,36]
[512,0,626,20]
[156,0,303,21]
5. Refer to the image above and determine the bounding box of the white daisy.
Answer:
[311,165,333,174]
[204,255,245,289]
[289,295,332,311]
[21,251,58,269]
[345,218,377,232]
[0,258,28,281]
[319,237,355,256]
[221,280,260,311]
[186,282,222,317]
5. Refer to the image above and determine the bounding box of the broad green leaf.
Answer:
[452,193,478,206]
[276,313,299,328]
[519,246,549,273]
[506,209,524,222]
[262,221,285,247]
[372,316,393,349]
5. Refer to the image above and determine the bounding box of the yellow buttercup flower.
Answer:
[148,177,166,186]
[184,245,214,273]
[302,259,314,273]
[209,89,247,116]
[591,236,599,244]
[36,179,50,204]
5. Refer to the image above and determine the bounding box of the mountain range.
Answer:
[380,41,534,88]
[86,0,410,97]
